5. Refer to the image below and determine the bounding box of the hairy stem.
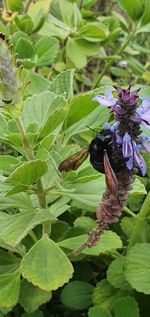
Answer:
[128,191,150,250]
[15,117,50,235]
[93,24,137,88]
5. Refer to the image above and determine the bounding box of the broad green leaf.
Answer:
[88,307,112,317]
[15,38,33,59]
[0,155,19,173]
[22,70,49,94]
[117,0,145,21]
[21,236,73,291]
[74,39,99,57]
[0,250,20,274]
[40,16,70,40]
[60,281,94,310]
[6,160,48,186]
[113,296,139,317]
[0,192,34,210]
[34,37,59,66]
[0,271,20,307]
[66,38,87,69]
[79,24,105,42]
[20,280,52,313]
[124,243,150,294]
[49,69,74,99]
[141,0,150,25]
[59,0,82,28]
[21,91,55,129]
[38,107,68,140]
[65,106,109,141]
[0,209,56,247]
[93,279,128,310]
[107,257,131,290]
[59,230,122,256]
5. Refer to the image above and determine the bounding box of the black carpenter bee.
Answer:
[58,129,126,175]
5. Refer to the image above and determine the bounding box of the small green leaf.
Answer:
[21,236,73,291]
[6,160,48,186]
[15,38,33,59]
[124,243,150,294]
[15,15,34,33]
[88,307,112,317]
[93,280,128,310]
[66,38,87,69]
[49,69,74,99]
[79,24,105,42]
[113,296,139,317]
[22,70,49,94]
[107,257,131,290]
[60,281,94,310]
[0,209,56,247]
[20,280,52,313]
[0,271,20,307]
[34,37,59,66]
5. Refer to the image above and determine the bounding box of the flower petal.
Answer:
[126,157,133,170]
[134,150,146,176]
[122,133,133,158]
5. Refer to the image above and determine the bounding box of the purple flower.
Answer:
[136,97,150,129]
[92,87,117,107]
[115,86,139,106]
[122,133,133,158]
[126,157,133,170]
[134,150,146,176]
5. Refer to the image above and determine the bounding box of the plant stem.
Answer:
[79,0,84,9]
[2,0,8,11]
[15,117,50,235]
[127,191,150,250]
[92,24,137,88]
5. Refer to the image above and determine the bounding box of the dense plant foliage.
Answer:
[0,0,150,316]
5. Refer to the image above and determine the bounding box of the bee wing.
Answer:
[58,147,89,172]
[104,150,118,195]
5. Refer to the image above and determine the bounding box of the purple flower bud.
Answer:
[122,133,133,158]
[136,97,150,129]
[134,150,146,176]
[110,121,120,132]
[111,104,127,114]
[103,122,111,130]
[115,86,139,107]
[92,87,117,107]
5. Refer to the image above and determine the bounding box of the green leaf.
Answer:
[0,250,20,274]
[124,243,150,294]
[59,231,122,256]
[34,37,59,66]
[107,256,131,290]
[0,155,19,173]
[59,0,82,28]
[117,0,145,21]
[49,69,74,99]
[38,107,67,140]
[22,70,49,94]
[0,271,20,307]
[0,209,56,247]
[21,236,73,291]
[93,280,128,310]
[15,15,34,33]
[60,281,94,310]
[6,160,48,186]
[20,280,52,313]
[66,38,87,69]
[88,307,112,317]
[21,91,55,129]
[7,0,23,11]
[15,38,33,59]
[113,296,139,317]
[79,24,105,42]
